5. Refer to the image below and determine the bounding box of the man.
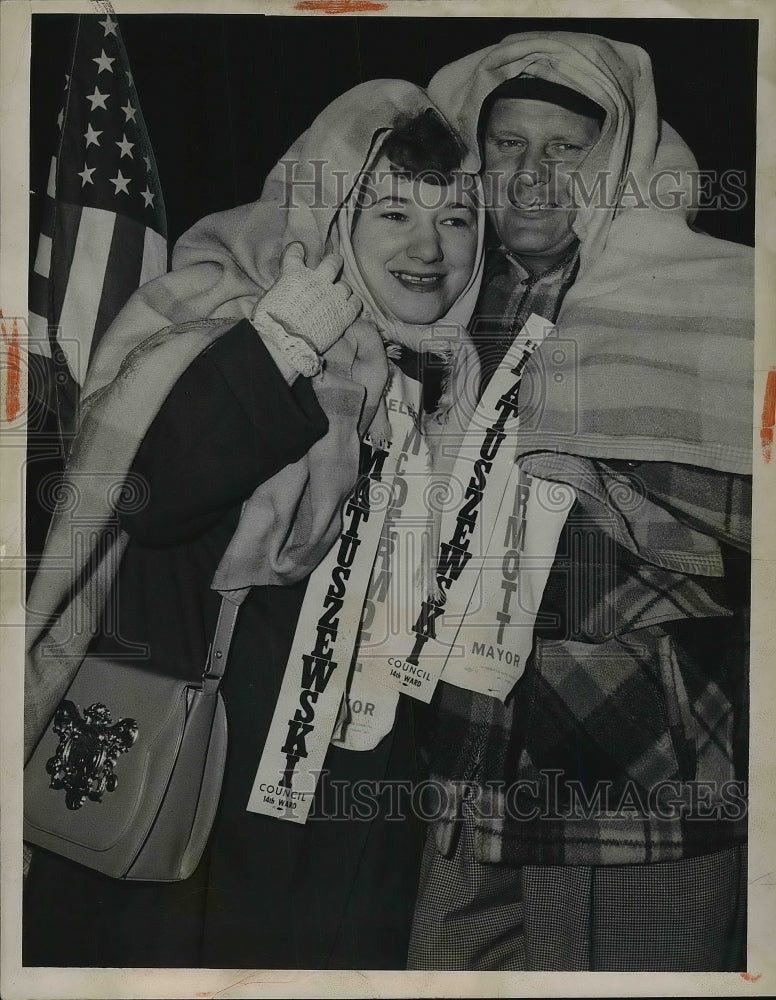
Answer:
[407,32,753,972]
[475,75,603,388]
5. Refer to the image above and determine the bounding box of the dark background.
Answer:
[30,15,758,252]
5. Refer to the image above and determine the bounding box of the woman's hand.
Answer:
[250,243,362,375]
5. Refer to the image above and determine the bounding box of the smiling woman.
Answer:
[351,153,478,325]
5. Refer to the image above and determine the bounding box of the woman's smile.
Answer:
[390,269,448,292]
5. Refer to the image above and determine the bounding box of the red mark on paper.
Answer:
[740,972,762,983]
[1,310,22,422]
[761,368,776,462]
[295,0,386,12]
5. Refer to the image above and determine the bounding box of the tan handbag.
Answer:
[23,597,238,882]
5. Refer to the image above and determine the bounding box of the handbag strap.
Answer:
[202,597,240,694]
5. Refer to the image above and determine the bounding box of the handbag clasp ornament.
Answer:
[45,701,139,810]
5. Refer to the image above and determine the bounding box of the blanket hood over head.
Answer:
[429,32,754,475]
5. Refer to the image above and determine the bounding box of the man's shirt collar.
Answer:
[494,241,580,287]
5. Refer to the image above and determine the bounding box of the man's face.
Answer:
[483,98,601,263]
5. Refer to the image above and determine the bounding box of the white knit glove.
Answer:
[250,243,361,376]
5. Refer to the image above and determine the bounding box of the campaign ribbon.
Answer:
[362,314,554,703]
[246,367,427,822]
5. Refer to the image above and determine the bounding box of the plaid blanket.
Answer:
[420,249,751,867]
[422,469,750,865]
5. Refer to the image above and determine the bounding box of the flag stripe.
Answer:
[57,205,116,384]
[38,195,56,241]
[139,226,168,288]
[49,200,83,332]
[46,155,57,198]
[27,311,53,358]
[29,271,50,320]
[34,234,53,280]
[90,212,146,365]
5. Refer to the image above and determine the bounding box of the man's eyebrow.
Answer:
[487,127,593,143]
[447,201,475,211]
[376,195,409,206]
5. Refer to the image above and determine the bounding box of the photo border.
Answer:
[2,1,774,997]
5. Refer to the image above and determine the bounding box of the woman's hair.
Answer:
[380,108,466,184]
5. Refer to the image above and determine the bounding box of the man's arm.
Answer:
[599,459,751,552]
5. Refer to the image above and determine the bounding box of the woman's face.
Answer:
[351,155,478,325]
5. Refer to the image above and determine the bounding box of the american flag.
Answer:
[28,13,167,439]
